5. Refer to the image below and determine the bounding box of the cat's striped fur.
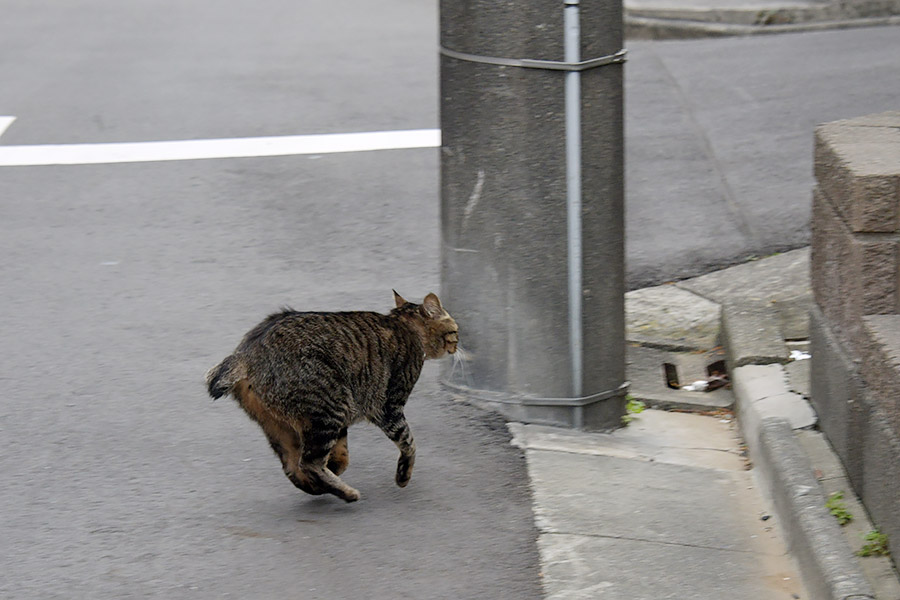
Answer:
[206,291,458,502]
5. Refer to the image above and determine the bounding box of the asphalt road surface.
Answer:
[624,26,900,288]
[3,1,899,598]
[0,2,541,599]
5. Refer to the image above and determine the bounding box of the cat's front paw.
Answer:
[395,454,415,488]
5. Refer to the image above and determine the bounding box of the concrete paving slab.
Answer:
[510,422,657,462]
[677,248,811,323]
[625,284,721,351]
[615,407,739,451]
[539,533,804,600]
[510,409,745,471]
[528,450,774,552]
[722,301,790,367]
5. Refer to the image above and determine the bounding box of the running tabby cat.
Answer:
[205,291,459,502]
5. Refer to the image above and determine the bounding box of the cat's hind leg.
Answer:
[232,381,313,493]
[326,428,350,476]
[298,425,361,503]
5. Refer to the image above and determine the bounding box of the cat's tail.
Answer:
[206,354,245,400]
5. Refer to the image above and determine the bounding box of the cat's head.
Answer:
[392,290,459,359]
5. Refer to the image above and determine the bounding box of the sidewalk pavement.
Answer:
[513,249,900,599]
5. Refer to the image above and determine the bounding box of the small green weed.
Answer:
[825,491,853,526]
[858,530,890,557]
[622,396,646,425]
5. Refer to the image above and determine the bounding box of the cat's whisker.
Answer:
[448,351,462,380]
[449,344,475,388]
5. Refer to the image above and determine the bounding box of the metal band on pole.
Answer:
[439,47,627,72]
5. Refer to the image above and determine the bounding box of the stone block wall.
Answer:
[810,111,900,564]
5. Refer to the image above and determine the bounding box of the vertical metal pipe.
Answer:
[564,0,583,399]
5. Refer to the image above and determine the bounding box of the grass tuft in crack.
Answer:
[622,396,646,425]
[858,530,890,557]
[825,491,853,526]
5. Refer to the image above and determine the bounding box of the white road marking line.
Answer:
[0,116,16,139]
[0,127,441,166]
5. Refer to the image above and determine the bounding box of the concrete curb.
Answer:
[727,311,876,599]
[626,14,900,39]
[754,418,876,600]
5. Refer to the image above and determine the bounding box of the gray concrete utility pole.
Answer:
[439,0,627,430]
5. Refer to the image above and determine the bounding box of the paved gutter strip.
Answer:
[725,303,877,600]
[755,418,875,600]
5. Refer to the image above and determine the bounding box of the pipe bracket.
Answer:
[440,47,627,72]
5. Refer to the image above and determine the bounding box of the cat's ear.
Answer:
[421,293,444,319]
[393,289,408,308]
